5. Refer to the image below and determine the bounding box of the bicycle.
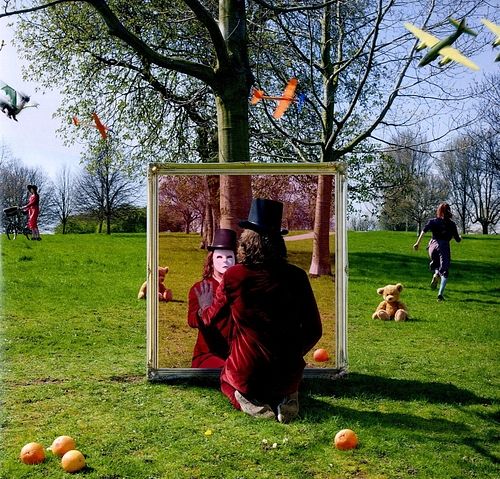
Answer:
[3,206,32,240]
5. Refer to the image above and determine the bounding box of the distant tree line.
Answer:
[4,123,497,237]
[369,73,499,235]
[159,174,323,239]
[368,125,499,235]
[0,145,144,234]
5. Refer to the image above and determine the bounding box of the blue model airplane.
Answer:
[404,18,480,71]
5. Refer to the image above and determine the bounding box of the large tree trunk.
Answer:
[197,120,219,248]
[215,94,252,232]
[215,0,253,231]
[215,93,252,231]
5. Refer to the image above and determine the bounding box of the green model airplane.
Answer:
[481,19,500,61]
[404,18,479,71]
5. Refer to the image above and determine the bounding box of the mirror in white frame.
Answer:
[146,162,348,380]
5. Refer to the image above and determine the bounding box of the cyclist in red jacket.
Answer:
[23,184,41,241]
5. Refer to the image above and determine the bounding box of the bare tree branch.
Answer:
[0,0,76,17]
[252,0,340,14]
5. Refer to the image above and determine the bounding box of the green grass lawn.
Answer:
[0,232,498,479]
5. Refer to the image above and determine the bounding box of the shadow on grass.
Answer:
[302,373,492,405]
[303,396,499,464]
[303,397,467,433]
[458,236,498,241]
[146,370,492,407]
[455,290,500,305]
[349,252,424,277]
[348,252,498,283]
[146,371,492,407]
[148,375,221,390]
[303,394,499,464]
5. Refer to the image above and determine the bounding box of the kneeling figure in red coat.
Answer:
[196,198,322,423]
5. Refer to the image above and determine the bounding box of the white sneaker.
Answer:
[234,391,275,419]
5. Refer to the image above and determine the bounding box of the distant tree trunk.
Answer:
[202,202,212,248]
[459,204,468,234]
[53,164,74,234]
[309,175,333,277]
[105,186,112,234]
[202,175,221,248]
[480,219,489,235]
[220,175,252,234]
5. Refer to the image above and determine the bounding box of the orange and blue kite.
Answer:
[72,112,109,140]
[250,78,306,119]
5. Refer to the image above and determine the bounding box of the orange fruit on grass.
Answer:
[48,435,76,457]
[334,429,358,450]
[61,449,86,473]
[19,442,46,465]
[313,348,329,362]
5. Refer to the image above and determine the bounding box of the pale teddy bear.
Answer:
[372,283,408,321]
[138,266,173,302]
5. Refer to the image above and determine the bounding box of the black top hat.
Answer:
[239,198,288,235]
[207,229,237,251]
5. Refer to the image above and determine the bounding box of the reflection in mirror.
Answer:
[156,173,337,370]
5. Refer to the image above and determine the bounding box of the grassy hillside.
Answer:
[0,232,498,479]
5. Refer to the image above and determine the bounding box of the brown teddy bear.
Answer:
[138,266,173,302]
[372,283,408,321]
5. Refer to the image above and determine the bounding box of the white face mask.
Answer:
[212,249,235,277]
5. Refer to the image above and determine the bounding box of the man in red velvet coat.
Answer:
[196,199,322,422]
